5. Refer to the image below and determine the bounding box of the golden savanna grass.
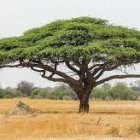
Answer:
[0,99,140,139]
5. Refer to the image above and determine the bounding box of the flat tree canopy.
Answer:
[0,17,140,112]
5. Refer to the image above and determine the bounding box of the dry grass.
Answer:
[0,99,140,139]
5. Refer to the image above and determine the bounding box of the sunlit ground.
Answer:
[0,99,140,140]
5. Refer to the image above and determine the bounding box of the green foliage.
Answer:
[0,17,140,65]
[0,87,22,98]
[30,84,77,100]
[109,83,137,100]
[91,82,139,100]
[49,85,77,100]
[30,88,50,99]
[0,81,139,100]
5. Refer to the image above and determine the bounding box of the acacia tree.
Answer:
[17,81,34,96]
[0,17,140,112]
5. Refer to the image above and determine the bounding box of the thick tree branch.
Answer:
[95,74,140,86]
[20,61,71,81]
[41,70,67,83]
[95,69,105,80]
[65,61,79,74]
[91,63,107,76]
[92,62,122,79]
[89,64,102,71]
[0,60,81,89]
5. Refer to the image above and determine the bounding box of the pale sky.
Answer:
[0,0,140,88]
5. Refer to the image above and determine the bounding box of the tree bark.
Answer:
[79,94,90,113]
[77,89,91,113]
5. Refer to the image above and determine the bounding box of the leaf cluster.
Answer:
[0,17,140,65]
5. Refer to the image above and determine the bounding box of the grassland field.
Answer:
[0,99,140,140]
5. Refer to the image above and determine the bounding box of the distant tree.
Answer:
[92,82,138,100]
[50,85,69,100]
[91,87,107,100]
[50,85,77,100]
[109,82,138,100]
[17,81,34,96]
[30,88,49,99]
[1,17,140,112]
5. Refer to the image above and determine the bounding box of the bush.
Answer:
[0,81,139,100]
[109,83,138,100]
[91,82,139,100]
[0,88,22,98]
[30,88,50,99]
[50,88,68,100]
[49,85,77,100]
[91,83,112,100]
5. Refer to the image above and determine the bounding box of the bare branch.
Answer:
[30,67,44,73]
[92,62,122,78]
[0,63,21,68]
[0,60,81,89]
[89,64,102,71]
[48,62,58,78]
[95,69,105,80]
[65,61,79,74]
[95,74,140,86]
[25,60,81,88]
[41,71,67,83]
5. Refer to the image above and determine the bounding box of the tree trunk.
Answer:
[78,92,90,113]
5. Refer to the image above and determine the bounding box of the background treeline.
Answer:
[0,80,140,100]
